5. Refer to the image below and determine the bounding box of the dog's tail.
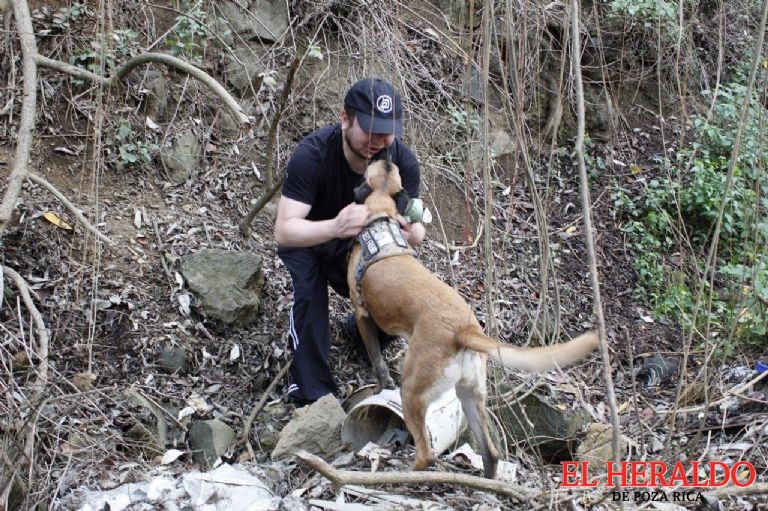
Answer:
[457,329,600,372]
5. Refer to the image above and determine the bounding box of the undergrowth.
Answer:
[614,75,768,357]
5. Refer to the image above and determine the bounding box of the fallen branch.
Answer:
[239,361,290,446]
[0,0,38,238]
[710,483,768,497]
[26,173,113,246]
[2,266,48,385]
[35,52,249,127]
[294,450,535,501]
[657,370,768,415]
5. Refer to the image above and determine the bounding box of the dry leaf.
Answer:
[13,351,31,368]
[161,449,185,465]
[43,212,73,230]
[72,372,97,391]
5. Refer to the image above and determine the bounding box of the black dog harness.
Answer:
[353,215,415,306]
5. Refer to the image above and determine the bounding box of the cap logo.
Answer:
[376,95,393,114]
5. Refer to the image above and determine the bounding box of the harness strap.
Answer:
[353,216,415,306]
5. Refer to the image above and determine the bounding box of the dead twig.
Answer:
[295,450,535,501]
[239,50,303,238]
[239,361,290,446]
[657,370,768,415]
[2,266,48,385]
[26,173,113,246]
[710,483,768,497]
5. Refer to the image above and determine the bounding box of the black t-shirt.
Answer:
[281,124,420,222]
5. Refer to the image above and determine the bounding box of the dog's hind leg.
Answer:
[401,348,436,471]
[455,355,499,479]
[356,312,396,391]
[401,387,434,471]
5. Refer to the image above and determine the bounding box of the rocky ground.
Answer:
[1,1,767,510]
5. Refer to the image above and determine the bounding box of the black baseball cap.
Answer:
[344,78,403,137]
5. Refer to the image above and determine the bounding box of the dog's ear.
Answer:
[384,151,394,174]
[354,180,373,204]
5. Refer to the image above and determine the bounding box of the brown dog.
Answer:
[347,160,600,479]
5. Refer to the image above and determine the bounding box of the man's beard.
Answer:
[344,129,371,162]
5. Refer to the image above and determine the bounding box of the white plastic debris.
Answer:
[448,443,519,482]
[182,464,277,510]
[342,387,465,456]
[74,465,278,511]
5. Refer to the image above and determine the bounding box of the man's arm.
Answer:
[274,196,370,247]
[397,216,426,247]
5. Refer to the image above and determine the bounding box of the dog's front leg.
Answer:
[356,313,397,391]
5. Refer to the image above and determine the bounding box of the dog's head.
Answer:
[353,160,405,217]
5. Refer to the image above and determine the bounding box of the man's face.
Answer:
[341,110,395,161]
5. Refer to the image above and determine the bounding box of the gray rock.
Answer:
[490,128,515,158]
[271,395,346,460]
[181,249,264,327]
[214,108,242,137]
[257,423,280,452]
[188,419,235,469]
[576,423,633,474]
[160,130,202,184]
[158,345,190,374]
[492,392,588,463]
[126,422,164,459]
[144,70,168,122]
[221,45,267,96]
[208,17,235,47]
[214,0,289,42]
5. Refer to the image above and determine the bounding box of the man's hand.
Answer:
[334,203,370,238]
[396,215,426,247]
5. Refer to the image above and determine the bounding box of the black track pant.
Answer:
[278,240,352,403]
[278,239,397,403]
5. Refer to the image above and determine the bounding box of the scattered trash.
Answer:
[72,464,278,511]
[161,449,186,465]
[448,444,519,482]
[342,388,465,455]
[637,355,679,387]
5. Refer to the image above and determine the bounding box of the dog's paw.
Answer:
[377,377,397,392]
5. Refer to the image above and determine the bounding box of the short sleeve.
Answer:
[281,142,321,206]
[396,142,420,199]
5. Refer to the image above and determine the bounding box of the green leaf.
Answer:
[116,121,132,141]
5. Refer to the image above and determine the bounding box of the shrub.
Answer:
[615,80,768,353]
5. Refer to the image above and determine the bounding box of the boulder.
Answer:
[159,130,201,184]
[576,423,635,476]
[272,395,346,460]
[181,249,264,327]
[213,0,289,42]
[221,44,267,96]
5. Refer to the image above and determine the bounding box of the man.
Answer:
[274,78,425,405]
